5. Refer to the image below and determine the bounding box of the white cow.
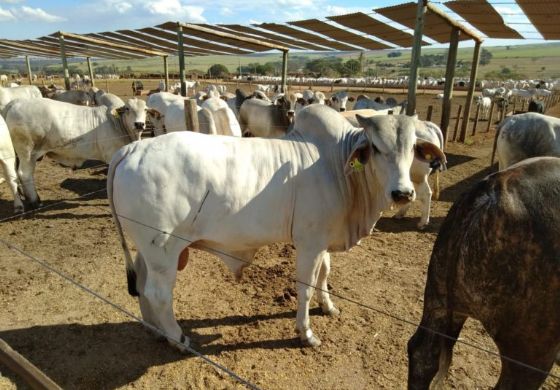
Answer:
[6,98,149,208]
[0,115,23,213]
[107,105,445,350]
[496,112,560,170]
[326,91,354,112]
[146,92,218,136]
[238,96,292,138]
[0,85,42,115]
[476,96,492,120]
[93,90,125,110]
[353,95,405,112]
[341,111,445,228]
[200,97,242,137]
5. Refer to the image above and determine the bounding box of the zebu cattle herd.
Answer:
[0,80,559,389]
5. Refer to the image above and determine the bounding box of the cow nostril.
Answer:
[391,190,414,203]
[134,122,145,130]
[339,108,346,112]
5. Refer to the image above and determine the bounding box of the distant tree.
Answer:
[207,63,229,78]
[387,51,402,58]
[480,48,493,65]
[344,59,361,76]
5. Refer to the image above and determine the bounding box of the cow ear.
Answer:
[415,139,447,170]
[348,96,355,102]
[345,130,371,176]
[146,108,162,119]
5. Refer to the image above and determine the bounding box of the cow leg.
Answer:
[408,310,466,389]
[316,252,339,316]
[416,178,432,230]
[140,256,188,352]
[16,153,40,208]
[394,202,411,219]
[134,253,164,340]
[0,159,24,213]
[295,246,325,347]
[494,336,555,390]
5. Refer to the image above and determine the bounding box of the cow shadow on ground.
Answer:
[444,152,476,170]
[0,309,311,389]
[439,164,496,203]
[374,215,447,234]
[59,178,107,198]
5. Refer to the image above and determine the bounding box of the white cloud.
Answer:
[220,7,233,16]
[0,6,15,21]
[142,0,206,22]
[18,6,66,22]
[0,0,24,4]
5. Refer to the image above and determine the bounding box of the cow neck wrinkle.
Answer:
[110,107,136,143]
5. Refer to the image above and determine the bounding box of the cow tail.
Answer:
[107,145,139,297]
[432,171,440,201]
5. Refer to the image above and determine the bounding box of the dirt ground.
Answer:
[1,81,559,390]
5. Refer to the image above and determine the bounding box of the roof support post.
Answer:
[177,24,187,97]
[459,41,482,143]
[25,55,32,85]
[163,55,169,92]
[281,50,289,93]
[58,34,71,91]
[440,27,460,145]
[406,0,427,116]
[86,57,95,88]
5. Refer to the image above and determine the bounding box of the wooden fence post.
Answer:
[440,27,460,144]
[459,41,481,142]
[471,104,481,136]
[406,0,427,116]
[451,105,462,142]
[184,99,199,132]
[426,105,433,121]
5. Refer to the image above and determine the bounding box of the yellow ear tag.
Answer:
[350,158,364,172]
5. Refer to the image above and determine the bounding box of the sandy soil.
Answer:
[1,82,559,389]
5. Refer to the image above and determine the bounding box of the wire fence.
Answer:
[1,150,559,387]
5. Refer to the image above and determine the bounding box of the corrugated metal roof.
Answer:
[516,0,560,40]
[327,12,428,47]
[256,23,359,51]
[375,2,474,43]
[445,0,523,39]
[289,18,392,50]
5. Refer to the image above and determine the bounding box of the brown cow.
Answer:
[408,156,560,389]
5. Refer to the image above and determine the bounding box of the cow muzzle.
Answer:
[134,122,145,130]
[339,107,346,112]
[391,189,415,205]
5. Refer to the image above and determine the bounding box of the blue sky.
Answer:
[0,0,555,50]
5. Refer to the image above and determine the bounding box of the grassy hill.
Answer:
[1,42,559,80]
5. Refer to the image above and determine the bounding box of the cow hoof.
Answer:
[322,305,340,316]
[13,206,24,214]
[301,334,322,348]
[417,222,429,230]
[172,334,190,353]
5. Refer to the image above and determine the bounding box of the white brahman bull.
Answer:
[93,89,125,110]
[353,95,406,113]
[0,115,23,213]
[238,96,293,138]
[0,85,42,115]
[476,96,492,120]
[342,110,445,229]
[107,105,446,350]
[326,91,354,112]
[496,112,560,170]
[147,92,216,135]
[200,96,242,137]
[6,98,150,208]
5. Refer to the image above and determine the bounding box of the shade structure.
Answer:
[157,22,278,52]
[327,12,428,47]
[138,27,249,55]
[220,24,331,51]
[375,2,478,43]
[255,23,359,51]
[288,18,392,50]
[445,0,523,39]
[516,0,560,40]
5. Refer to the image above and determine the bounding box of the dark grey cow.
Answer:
[408,156,560,390]
[496,112,560,170]
[528,99,545,114]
